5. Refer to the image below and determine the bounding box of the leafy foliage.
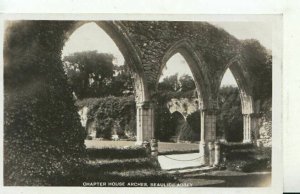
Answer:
[217,86,243,142]
[241,39,272,103]
[154,74,199,142]
[185,110,201,141]
[4,21,86,185]
[155,74,244,142]
[158,73,196,92]
[154,105,174,141]
[76,96,136,139]
[63,51,134,99]
[86,147,148,159]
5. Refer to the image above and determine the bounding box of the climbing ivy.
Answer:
[76,96,136,139]
[4,21,86,185]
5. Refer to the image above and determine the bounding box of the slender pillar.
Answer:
[243,114,252,143]
[199,109,217,165]
[136,101,155,145]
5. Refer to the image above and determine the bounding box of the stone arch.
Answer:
[63,21,149,103]
[63,21,155,144]
[218,56,254,114]
[218,55,256,143]
[159,39,212,110]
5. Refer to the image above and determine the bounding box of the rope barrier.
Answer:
[161,154,204,161]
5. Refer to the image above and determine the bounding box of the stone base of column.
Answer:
[242,139,252,143]
[135,141,144,146]
[150,139,158,157]
[199,141,206,165]
[214,141,220,167]
[136,101,154,144]
[199,141,215,166]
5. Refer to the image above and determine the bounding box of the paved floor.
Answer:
[158,153,204,170]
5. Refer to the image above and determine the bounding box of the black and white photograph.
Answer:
[2,17,277,188]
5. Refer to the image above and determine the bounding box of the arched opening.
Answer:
[217,61,254,143]
[218,68,243,142]
[155,50,207,166]
[158,40,211,110]
[62,22,144,145]
[155,50,202,154]
[155,40,213,164]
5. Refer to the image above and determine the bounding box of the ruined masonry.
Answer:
[5,21,272,166]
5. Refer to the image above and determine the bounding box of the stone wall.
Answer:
[167,97,199,118]
[256,113,272,147]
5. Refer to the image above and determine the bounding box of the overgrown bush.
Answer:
[76,96,136,139]
[86,147,148,159]
[4,21,86,185]
[242,158,271,173]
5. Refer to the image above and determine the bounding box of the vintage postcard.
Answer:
[1,14,282,194]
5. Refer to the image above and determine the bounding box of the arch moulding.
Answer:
[159,39,213,110]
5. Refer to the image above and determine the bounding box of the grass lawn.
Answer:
[85,140,199,154]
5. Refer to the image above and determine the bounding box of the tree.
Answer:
[110,63,134,96]
[158,73,180,92]
[179,74,196,92]
[158,74,196,93]
[63,51,115,99]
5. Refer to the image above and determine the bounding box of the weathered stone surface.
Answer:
[257,114,272,147]
[4,20,272,175]
[167,98,199,118]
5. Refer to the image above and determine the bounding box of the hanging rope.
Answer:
[161,154,204,161]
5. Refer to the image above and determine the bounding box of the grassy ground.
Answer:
[85,140,199,154]
[61,144,178,186]
[81,140,271,187]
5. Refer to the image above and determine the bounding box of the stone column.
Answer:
[199,109,217,165]
[136,101,155,145]
[243,114,253,143]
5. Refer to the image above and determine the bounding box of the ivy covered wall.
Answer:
[4,21,86,185]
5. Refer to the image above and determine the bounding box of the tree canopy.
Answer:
[158,73,196,92]
[63,51,134,99]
